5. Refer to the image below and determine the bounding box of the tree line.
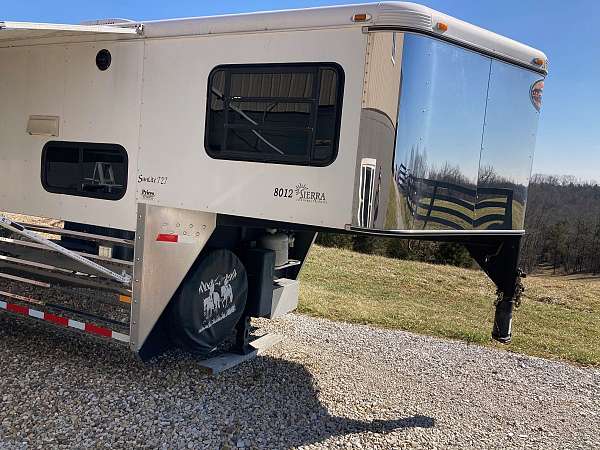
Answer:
[521,174,600,274]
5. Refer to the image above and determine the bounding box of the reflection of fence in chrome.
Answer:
[397,164,514,230]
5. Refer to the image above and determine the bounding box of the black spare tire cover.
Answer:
[167,249,248,357]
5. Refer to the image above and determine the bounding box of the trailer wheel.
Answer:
[166,249,248,357]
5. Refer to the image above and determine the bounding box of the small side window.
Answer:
[205,63,344,166]
[41,141,128,200]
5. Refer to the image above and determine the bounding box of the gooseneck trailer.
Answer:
[0,2,547,361]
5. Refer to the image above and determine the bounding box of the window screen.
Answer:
[41,141,128,200]
[205,63,344,166]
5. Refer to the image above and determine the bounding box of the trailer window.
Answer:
[41,142,128,200]
[205,63,344,166]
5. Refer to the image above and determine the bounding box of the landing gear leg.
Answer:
[466,235,525,343]
[233,315,253,355]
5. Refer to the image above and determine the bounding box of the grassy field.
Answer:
[298,245,600,366]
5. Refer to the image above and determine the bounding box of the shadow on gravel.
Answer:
[0,315,435,448]
[209,355,436,447]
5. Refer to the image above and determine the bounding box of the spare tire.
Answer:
[166,249,248,357]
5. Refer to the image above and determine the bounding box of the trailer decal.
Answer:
[0,298,130,343]
[530,79,544,111]
[141,189,156,200]
[294,184,326,204]
[137,175,168,185]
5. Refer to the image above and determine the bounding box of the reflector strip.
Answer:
[45,312,68,327]
[85,323,112,338]
[156,233,178,242]
[156,233,197,244]
[0,298,129,344]
[7,303,28,315]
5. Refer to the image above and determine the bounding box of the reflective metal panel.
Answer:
[351,32,402,229]
[351,32,544,233]
[394,34,490,230]
[476,61,541,230]
[131,204,216,352]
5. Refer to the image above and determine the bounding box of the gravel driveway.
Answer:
[0,312,598,449]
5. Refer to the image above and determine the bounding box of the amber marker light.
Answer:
[532,57,545,66]
[352,13,370,22]
[436,21,448,32]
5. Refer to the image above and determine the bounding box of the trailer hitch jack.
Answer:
[233,315,253,355]
[466,235,524,344]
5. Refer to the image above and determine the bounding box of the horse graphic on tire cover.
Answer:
[202,274,236,320]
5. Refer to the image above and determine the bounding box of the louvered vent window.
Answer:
[205,63,344,166]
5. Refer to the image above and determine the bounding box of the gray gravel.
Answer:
[0,312,598,449]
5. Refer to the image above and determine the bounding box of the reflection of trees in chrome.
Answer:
[477,165,527,205]
[394,146,529,230]
[407,144,428,180]
[395,149,527,202]
[478,165,521,186]
[429,162,474,189]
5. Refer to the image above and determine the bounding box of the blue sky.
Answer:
[3,0,598,181]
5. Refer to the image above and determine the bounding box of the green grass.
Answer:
[298,245,600,366]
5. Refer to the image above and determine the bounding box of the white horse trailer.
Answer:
[0,2,547,361]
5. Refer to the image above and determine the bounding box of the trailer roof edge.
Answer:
[135,2,547,74]
[1,2,547,74]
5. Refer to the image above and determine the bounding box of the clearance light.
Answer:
[532,57,545,66]
[436,21,448,32]
[352,13,370,22]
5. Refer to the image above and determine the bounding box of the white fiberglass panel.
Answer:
[138,28,365,229]
[0,41,143,230]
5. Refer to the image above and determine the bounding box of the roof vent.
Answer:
[376,7,431,28]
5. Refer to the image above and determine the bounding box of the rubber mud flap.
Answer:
[167,249,248,357]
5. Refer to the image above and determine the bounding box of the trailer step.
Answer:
[0,295,130,344]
